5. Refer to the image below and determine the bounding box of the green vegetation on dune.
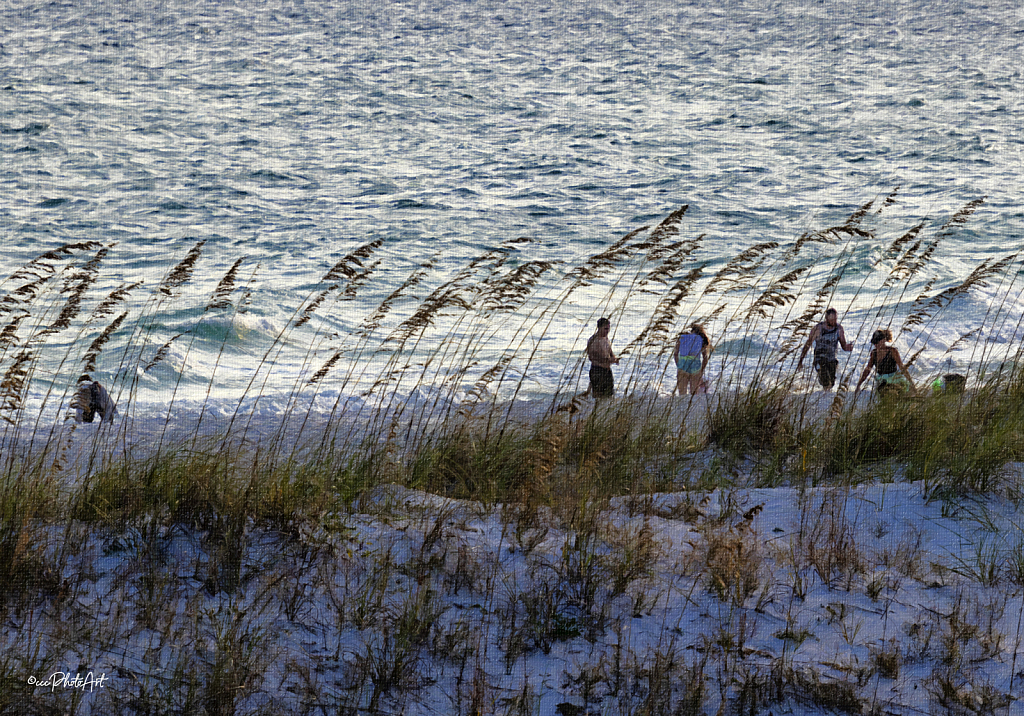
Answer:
[4,198,1024,714]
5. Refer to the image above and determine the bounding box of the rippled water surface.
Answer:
[2,0,1023,420]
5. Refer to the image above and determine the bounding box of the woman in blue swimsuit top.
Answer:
[672,323,711,395]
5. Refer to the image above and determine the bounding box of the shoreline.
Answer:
[5,387,861,472]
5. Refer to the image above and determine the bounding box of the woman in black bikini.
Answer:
[854,329,917,400]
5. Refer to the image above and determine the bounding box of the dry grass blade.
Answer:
[909,237,937,276]
[359,259,436,337]
[294,287,336,329]
[159,240,206,296]
[911,277,938,304]
[786,200,877,260]
[322,239,385,282]
[619,266,704,358]
[903,344,929,371]
[905,252,1017,329]
[705,241,780,294]
[47,289,87,334]
[745,266,810,320]
[480,260,558,313]
[828,385,846,419]
[0,313,27,351]
[900,238,949,286]
[896,277,940,326]
[565,225,650,287]
[941,197,986,231]
[443,244,521,292]
[843,198,875,228]
[632,205,688,251]
[362,368,404,397]
[702,302,727,325]
[883,238,924,287]
[460,354,515,414]
[83,311,128,372]
[206,257,246,311]
[144,334,182,372]
[554,393,586,414]
[902,251,1018,362]
[51,420,76,471]
[5,241,103,283]
[438,360,477,393]
[0,349,34,422]
[876,186,900,214]
[90,281,142,322]
[885,201,983,289]
[385,288,472,345]
[343,259,381,299]
[0,275,50,315]
[883,221,925,262]
[944,328,980,354]
[308,349,344,384]
[639,234,705,288]
[62,244,109,291]
[46,246,109,333]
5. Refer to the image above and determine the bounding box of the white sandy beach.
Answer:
[10,469,1024,714]
[6,389,1021,714]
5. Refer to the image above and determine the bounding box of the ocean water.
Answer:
[2,0,1023,428]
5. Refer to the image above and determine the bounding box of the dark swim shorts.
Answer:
[589,365,614,398]
[815,359,838,389]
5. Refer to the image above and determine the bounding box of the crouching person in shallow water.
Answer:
[853,329,917,401]
[73,374,118,423]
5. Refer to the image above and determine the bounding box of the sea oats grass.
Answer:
[44,246,108,335]
[143,333,181,373]
[4,198,1024,715]
[322,238,385,283]
[205,256,246,312]
[158,239,206,297]
[704,240,781,295]
[88,281,143,326]
[1,197,1020,484]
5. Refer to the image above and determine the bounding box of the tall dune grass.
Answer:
[1,192,1021,516]
[1,195,1023,485]
[4,195,1024,713]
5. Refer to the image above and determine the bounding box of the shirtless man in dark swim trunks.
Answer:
[796,308,853,390]
[586,317,619,398]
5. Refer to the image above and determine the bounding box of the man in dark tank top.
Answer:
[796,308,853,389]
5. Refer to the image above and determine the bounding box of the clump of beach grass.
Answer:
[5,198,1024,713]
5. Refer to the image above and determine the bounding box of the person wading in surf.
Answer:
[585,317,619,399]
[671,323,712,396]
[797,307,853,390]
[853,328,917,400]
[73,374,118,423]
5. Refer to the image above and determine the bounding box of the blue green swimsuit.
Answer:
[676,334,704,375]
